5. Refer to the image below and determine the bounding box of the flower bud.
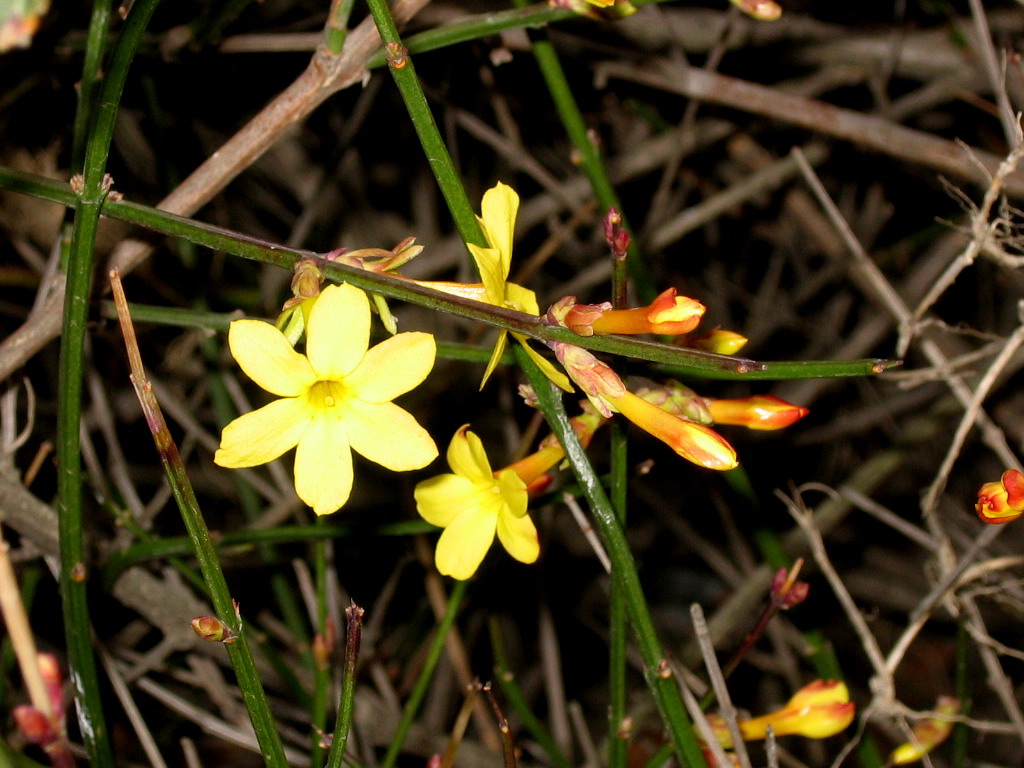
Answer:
[551,342,625,418]
[191,616,236,644]
[13,706,55,746]
[704,395,809,431]
[683,329,748,355]
[890,696,959,765]
[976,469,1024,523]
[735,680,855,742]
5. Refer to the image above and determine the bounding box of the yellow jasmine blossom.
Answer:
[467,183,573,392]
[215,283,438,515]
[890,696,959,765]
[414,426,543,580]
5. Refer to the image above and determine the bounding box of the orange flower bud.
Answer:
[704,395,809,431]
[683,329,749,355]
[610,391,738,470]
[890,696,959,765]
[504,443,566,487]
[976,469,1024,523]
[589,288,705,336]
[37,653,65,723]
[737,680,855,742]
[636,382,713,425]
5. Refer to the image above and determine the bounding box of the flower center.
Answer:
[309,380,347,411]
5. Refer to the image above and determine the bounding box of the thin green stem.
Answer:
[608,423,629,768]
[380,579,470,768]
[515,0,654,300]
[58,3,160,765]
[324,0,358,53]
[70,0,114,173]
[311,524,330,768]
[364,0,485,248]
[517,347,707,768]
[1,166,897,380]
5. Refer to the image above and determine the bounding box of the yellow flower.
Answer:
[890,696,959,765]
[414,426,541,580]
[215,283,438,515]
[976,468,1024,523]
[467,183,573,392]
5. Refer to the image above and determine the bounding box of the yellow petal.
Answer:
[447,426,494,481]
[496,505,539,564]
[306,283,371,379]
[434,504,498,580]
[512,334,573,392]
[480,330,509,390]
[415,473,484,527]
[345,332,436,403]
[495,468,529,517]
[344,399,438,471]
[478,182,518,269]
[228,319,316,397]
[505,281,541,315]
[214,397,312,467]
[294,415,353,515]
[467,243,507,307]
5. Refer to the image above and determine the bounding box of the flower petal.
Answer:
[344,399,438,470]
[214,397,312,467]
[306,283,371,379]
[434,505,498,580]
[512,334,573,392]
[495,468,529,517]
[496,506,539,565]
[344,332,436,403]
[446,426,493,481]
[480,330,509,390]
[505,281,540,316]
[467,244,507,308]
[294,415,354,515]
[415,473,485,527]
[479,182,518,269]
[228,320,317,397]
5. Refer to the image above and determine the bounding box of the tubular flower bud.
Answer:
[683,329,749,355]
[550,0,637,18]
[976,469,1024,523]
[550,289,706,337]
[704,395,809,431]
[710,681,855,748]
[610,391,738,471]
[890,696,959,765]
[771,561,810,608]
[37,654,65,723]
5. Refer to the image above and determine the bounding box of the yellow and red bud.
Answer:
[504,443,566,488]
[730,0,782,20]
[549,0,637,19]
[889,696,959,765]
[547,289,705,337]
[191,616,236,644]
[730,680,855,743]
[610,391,738,470]
[704,395,809,431]
[37,653,65,723]
[683,329,749,355]
[591,289,705,336]
[976,469,1024,523]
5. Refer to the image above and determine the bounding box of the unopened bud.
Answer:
[191,616,236,644]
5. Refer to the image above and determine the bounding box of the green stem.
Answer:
[517,347,707,768]
[70,0,114,173]
[58,3,160,765]
[608,423,629,768]
[311,525,330,768]
[380,579,470,768]
[515,0,654,300]
[364,0,485,248]
[1,166,897,380]
[324,0,358,53]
